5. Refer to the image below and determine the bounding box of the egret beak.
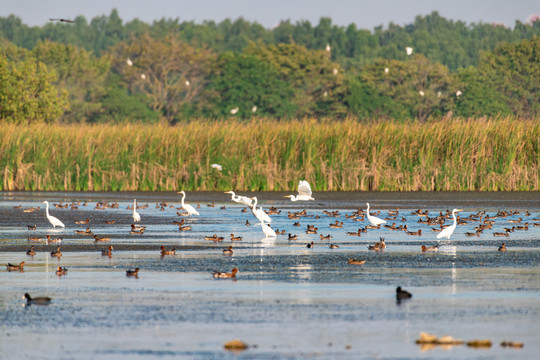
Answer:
[456,209,464,212]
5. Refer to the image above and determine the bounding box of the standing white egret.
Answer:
[284,180,314,201]
[437,209,463,239]
[178,191,200,216]
[250,197,271,223]
[261,222,276,238]
[366,203,386,226]
[225,191,253,207]
[41,201,65,228]
[133,199,141,223]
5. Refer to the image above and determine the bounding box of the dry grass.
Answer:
[0,117,538,191]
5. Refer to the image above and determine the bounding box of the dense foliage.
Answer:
[0,10,539,123]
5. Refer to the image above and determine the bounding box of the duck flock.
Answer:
[5,180,540,305]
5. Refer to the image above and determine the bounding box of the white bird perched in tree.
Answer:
[326,43,331,52]
[285,180,314,201]
[211,163,223,171]
[406,47,414,55]
[252,105,257,113]
[132,199,141,223]
[437,209,463,239]
[333,68,338,75]
[224,191,253,207]
[140,74,146,80]
[419,90,425,96]
[230,107,239,115]
[261,221,276,238]
[178,191,200,216]
[366,203,386,226]
[384,67,389,74]
[250,197,271,223]
[126,58,133,66]
[41,201,65,228]
[185,80,190,86]
[456,90,462,97]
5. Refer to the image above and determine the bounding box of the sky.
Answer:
[2,0,539,30]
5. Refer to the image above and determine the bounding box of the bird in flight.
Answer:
[49,18,75,23]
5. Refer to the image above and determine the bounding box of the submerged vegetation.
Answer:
[1,117,537,192]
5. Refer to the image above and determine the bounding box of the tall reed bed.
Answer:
[0,117,538,191]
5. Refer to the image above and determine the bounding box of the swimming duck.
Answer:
[320,234,332,240]
[515,223,529,231]
[101,246,114,256]
[26,246,36,256]
[126,268,139,277]
[104,220,116,224]
[46,235,62,244]
[50,247,62,258]
[288,234,298,240]
[421,245,439,252]
[160,245,176,255]
[329,244,339,249]
[212,267,238,278]
[55,266,68,276]
[347,259,366,265]
[245,220,250,226]
[329,221,343,228]
[23,293,51,305]
[306,241,314,248]
[27,224,37,230]
[6,261,25,271]
[94,235,111,242]
[222,246,234,256]
[230,234,243,241]
[493,230,510,237]
[396,286,412,301]
[508,218,522,223]
[131,224,146,231]
[498,243,507,252]
[74,218,90,225]
[406,229,422,236]
[465,231,481,237]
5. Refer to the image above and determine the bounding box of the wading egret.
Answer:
[250,197,271,223]
[178,191,200,216]
[42,201,65,228]
[132,199,141,223]
[366,203,386,226]
[436,209,463,239]
[225,191,253,207]
[285,180,314,201]
[261,222,276,238]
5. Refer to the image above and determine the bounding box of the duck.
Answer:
[46,235,62,244]
[493,230,510,237]
[329,221,343,228]
[396,286,412,301]
[212,267,238,278]
[515,223,529,231]
[366,224,381,230]
[131,224,146,231]
[347,259,366,265]
[6,261,25,271]
[368,238,386,251]
[329,244,339,249]
[55,266,68,276]
[346,229,362,236]
[245,220,250,226]
[223,246,234,256]
[498,243,507,252]
[421,245,439,252]
[320,234,332,240]
[26,246,36,256]
[406,229,422,236]
[74,218,90,225]
[508,218,522,223]
[27,224,37,230]
[104,220,116,224]
[50,247,62,258]
[75,228,93,235]
[288,234,298,240]
[465,230,481,237]
[101,246,114,256]
[204,234,219,241]
[94,235,111,242]
[230,234,243,241]
[126,268,139,277]
[23,293,51,305]
[179,225,192,231]
[160,245,176,255]
[306,241,314,248]
[130,228,145,235]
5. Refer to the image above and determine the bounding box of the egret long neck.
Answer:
[45,202,50,216]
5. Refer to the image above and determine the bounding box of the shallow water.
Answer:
[1,191,539,359]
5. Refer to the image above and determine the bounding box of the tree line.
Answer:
[0,10,538,123]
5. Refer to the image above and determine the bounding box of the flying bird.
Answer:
[284,180,314,201]
[49,18,74,23]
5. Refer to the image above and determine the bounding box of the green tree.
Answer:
[0,54,68,123]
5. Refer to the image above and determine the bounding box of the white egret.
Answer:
[252,105,257,113]
[437,209,463,239]
[406,46,414,55]
[419,90,425,96]
[178,191,200,216]
[333,68,338,75]
[126,58,133,66]
[456,90,462,97]
[384,67,389,74]
[250,197,271,223]
[225,191,253,207]
[285,180,314,201]
[140,73,146,80]
[41,201,65,228]
[211,163,223,171]
[185,80,190,86]
[132,199,141,223]
[366,203,387,226]
[323,91,328,97]
[261,222,276,238]
[326,43,331,52]
[230,107,239,115]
